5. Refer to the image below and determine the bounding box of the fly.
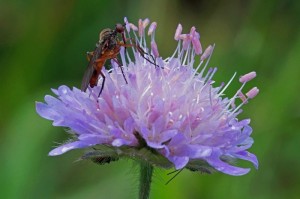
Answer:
[81,23,127,96]
[81,23,158,97]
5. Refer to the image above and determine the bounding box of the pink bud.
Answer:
[124,17,130,32]
[143,18,150,28]
[192,36,202,55]
[174,24,182,40]
[201,45,213,61]
[239,71,257,83]
[246,87,259,99]
[189,27,202,54]
[138,19,143,36]
[190,26,196,37]
[148,22,157,35]
[129,23,138,31]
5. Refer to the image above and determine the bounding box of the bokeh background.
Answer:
[1,0,300,198]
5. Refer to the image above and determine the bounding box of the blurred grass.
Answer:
[1,0,300,198]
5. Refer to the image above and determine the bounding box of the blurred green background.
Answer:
[1,0,300,198]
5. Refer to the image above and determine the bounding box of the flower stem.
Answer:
[139,161,153,199]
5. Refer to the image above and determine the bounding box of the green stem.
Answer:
[139,161,154,199]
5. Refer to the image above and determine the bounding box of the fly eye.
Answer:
[115,23,124,33]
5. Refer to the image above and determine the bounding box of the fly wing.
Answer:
[81,61,95,91]
[81,47,102,91]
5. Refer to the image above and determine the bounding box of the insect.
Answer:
[80,148,119,165]
[81,23,128,96]
[91,156,119,165]
[81,23,157,97]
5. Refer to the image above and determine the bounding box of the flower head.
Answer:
[36,17,259,176]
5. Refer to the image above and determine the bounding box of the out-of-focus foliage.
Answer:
[1,0,300,198]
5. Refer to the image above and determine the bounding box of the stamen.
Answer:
[227,81,247,108]
[151,40,159,58]
[228,108,243,118]
[218,72,237,96]
[229,87,258,116]
[180,34,191,50]
[238,92,248,103]
[201,45,213,61]
[199,44,215,77]
[207,67,218,81]
[226,83,259,113]
[192,35,202,55]
[192,60,204,76]
[124,17,130,32]
[190,26,196,37]
[188,27,202,55]
[182,43,191,65]
[143,18,150,29]
[129,27,140,54]
[174,24,182,40]
[230,98,236,109]
[129,23,138,31]
[138,19,149,59]
[169,42,182,61]
[239,72,257,83]
[246,87,259,99]
[203,68,213,82]
[148,22,157,35]
[119,47,127,68]
[138,19,143,37]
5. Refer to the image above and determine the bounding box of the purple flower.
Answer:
[36,18,259,176]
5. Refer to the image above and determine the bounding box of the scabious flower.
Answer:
[36,17,259,176]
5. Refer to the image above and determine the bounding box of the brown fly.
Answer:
[81,23,157,97]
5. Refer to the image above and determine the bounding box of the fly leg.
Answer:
[98,70,105,97]
[120,40,159,68]
[112,58,128,84]
[135,44,158,68]
[93,58,106,97]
